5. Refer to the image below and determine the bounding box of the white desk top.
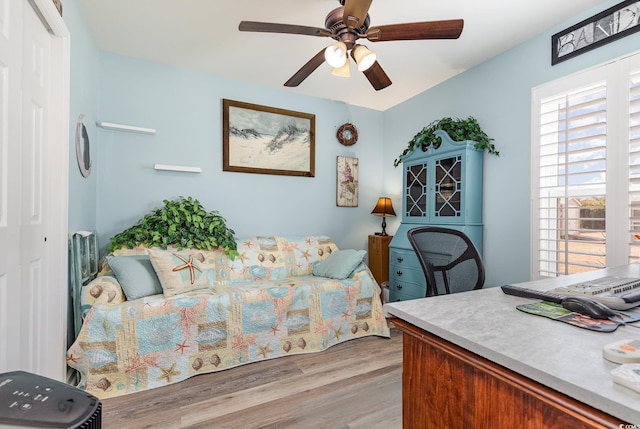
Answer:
[383,264,640,424]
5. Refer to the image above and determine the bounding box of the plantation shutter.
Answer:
[629,68,640,263]
[537,82,607,276]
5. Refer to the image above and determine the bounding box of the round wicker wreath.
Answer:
[336,123,358,146]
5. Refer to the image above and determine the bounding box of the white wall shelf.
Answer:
[98,121,156,135]
[153,164,202,173]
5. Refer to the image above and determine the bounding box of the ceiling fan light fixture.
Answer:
[331,56,351,77]
[324,42,347,68]
[352,45,377,72]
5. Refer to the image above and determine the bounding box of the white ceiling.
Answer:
[78,0,606,111]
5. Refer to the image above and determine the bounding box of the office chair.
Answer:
[407,226,485,297]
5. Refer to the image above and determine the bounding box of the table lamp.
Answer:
[371,197,396,236]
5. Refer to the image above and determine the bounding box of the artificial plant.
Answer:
[107,196,238,259]
[394,116,498,167]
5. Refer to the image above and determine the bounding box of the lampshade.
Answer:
[324,42,348,68]
[371,197,395,236]
[351,45,377,72]
[331,56,351,77]
[371,197,396,217]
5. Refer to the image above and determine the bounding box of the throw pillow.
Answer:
[107,255,163,300]
[147,248,211,297]
[312,249,367,280]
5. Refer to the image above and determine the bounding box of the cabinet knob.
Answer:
[396,271,403,276]
[397,257,403,263]
[395,284,403,290]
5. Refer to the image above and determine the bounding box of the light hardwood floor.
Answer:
[102,327,402,429]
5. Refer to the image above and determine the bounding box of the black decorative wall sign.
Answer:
[552,0,640,65]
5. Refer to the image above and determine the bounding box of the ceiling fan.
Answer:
[238,0,463,91]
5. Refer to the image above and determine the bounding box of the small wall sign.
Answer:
[552,0,640,65]
[336,156,358,207]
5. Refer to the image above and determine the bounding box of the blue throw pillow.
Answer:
[312,249,367,280]
[107,255,163,300]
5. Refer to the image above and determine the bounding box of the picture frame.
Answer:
[336,156,359,207]
[222,99,315,177]
[552,0,640,65]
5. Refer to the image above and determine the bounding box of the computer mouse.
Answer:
[561,296,616,319]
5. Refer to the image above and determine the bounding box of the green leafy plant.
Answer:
[394,116,498,167]
[107,196,238,259]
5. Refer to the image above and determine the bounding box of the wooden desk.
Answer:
[368,234,392,286]
[384,265,640,428]
[393,318,624,429]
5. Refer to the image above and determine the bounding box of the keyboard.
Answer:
[501,276,640,310]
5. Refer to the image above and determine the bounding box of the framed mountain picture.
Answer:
[222,99,315,177]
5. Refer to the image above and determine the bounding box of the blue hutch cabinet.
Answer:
[389,130,483,302]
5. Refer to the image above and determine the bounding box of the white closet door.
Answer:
[0,0,22,373]
[0,0,69,380]
[20,0,51,374]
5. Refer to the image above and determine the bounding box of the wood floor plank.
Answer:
[286,365,402,429]
[179,344,398,424]
[102,328,402,428]
[187,363,402,429]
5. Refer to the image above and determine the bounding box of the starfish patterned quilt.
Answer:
[67,236,390,398]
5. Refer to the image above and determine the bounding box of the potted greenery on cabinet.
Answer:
[394,116,498,167]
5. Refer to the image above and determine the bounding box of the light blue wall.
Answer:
[94,52,385,254]
[66,0,640,284]
[383,0,640,287]
[65,0,99,232]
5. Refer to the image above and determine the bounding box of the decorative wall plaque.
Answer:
[552,0,640,65]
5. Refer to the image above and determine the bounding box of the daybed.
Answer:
[67,235,390,399]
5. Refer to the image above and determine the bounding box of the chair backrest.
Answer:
[407,226,485,297]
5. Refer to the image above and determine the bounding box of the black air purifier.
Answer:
[0,371,101,428]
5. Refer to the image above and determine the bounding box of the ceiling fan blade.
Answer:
[239,21,332,38]
[343,0,373,29]
[362,61,392,91]
[365,19,464,41]
[284,49,327,87]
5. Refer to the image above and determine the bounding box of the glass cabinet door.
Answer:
[405,162,427,218]
[434,155,462,218]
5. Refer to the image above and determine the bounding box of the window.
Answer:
[630,68,640,263]
[532,52,640,278]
